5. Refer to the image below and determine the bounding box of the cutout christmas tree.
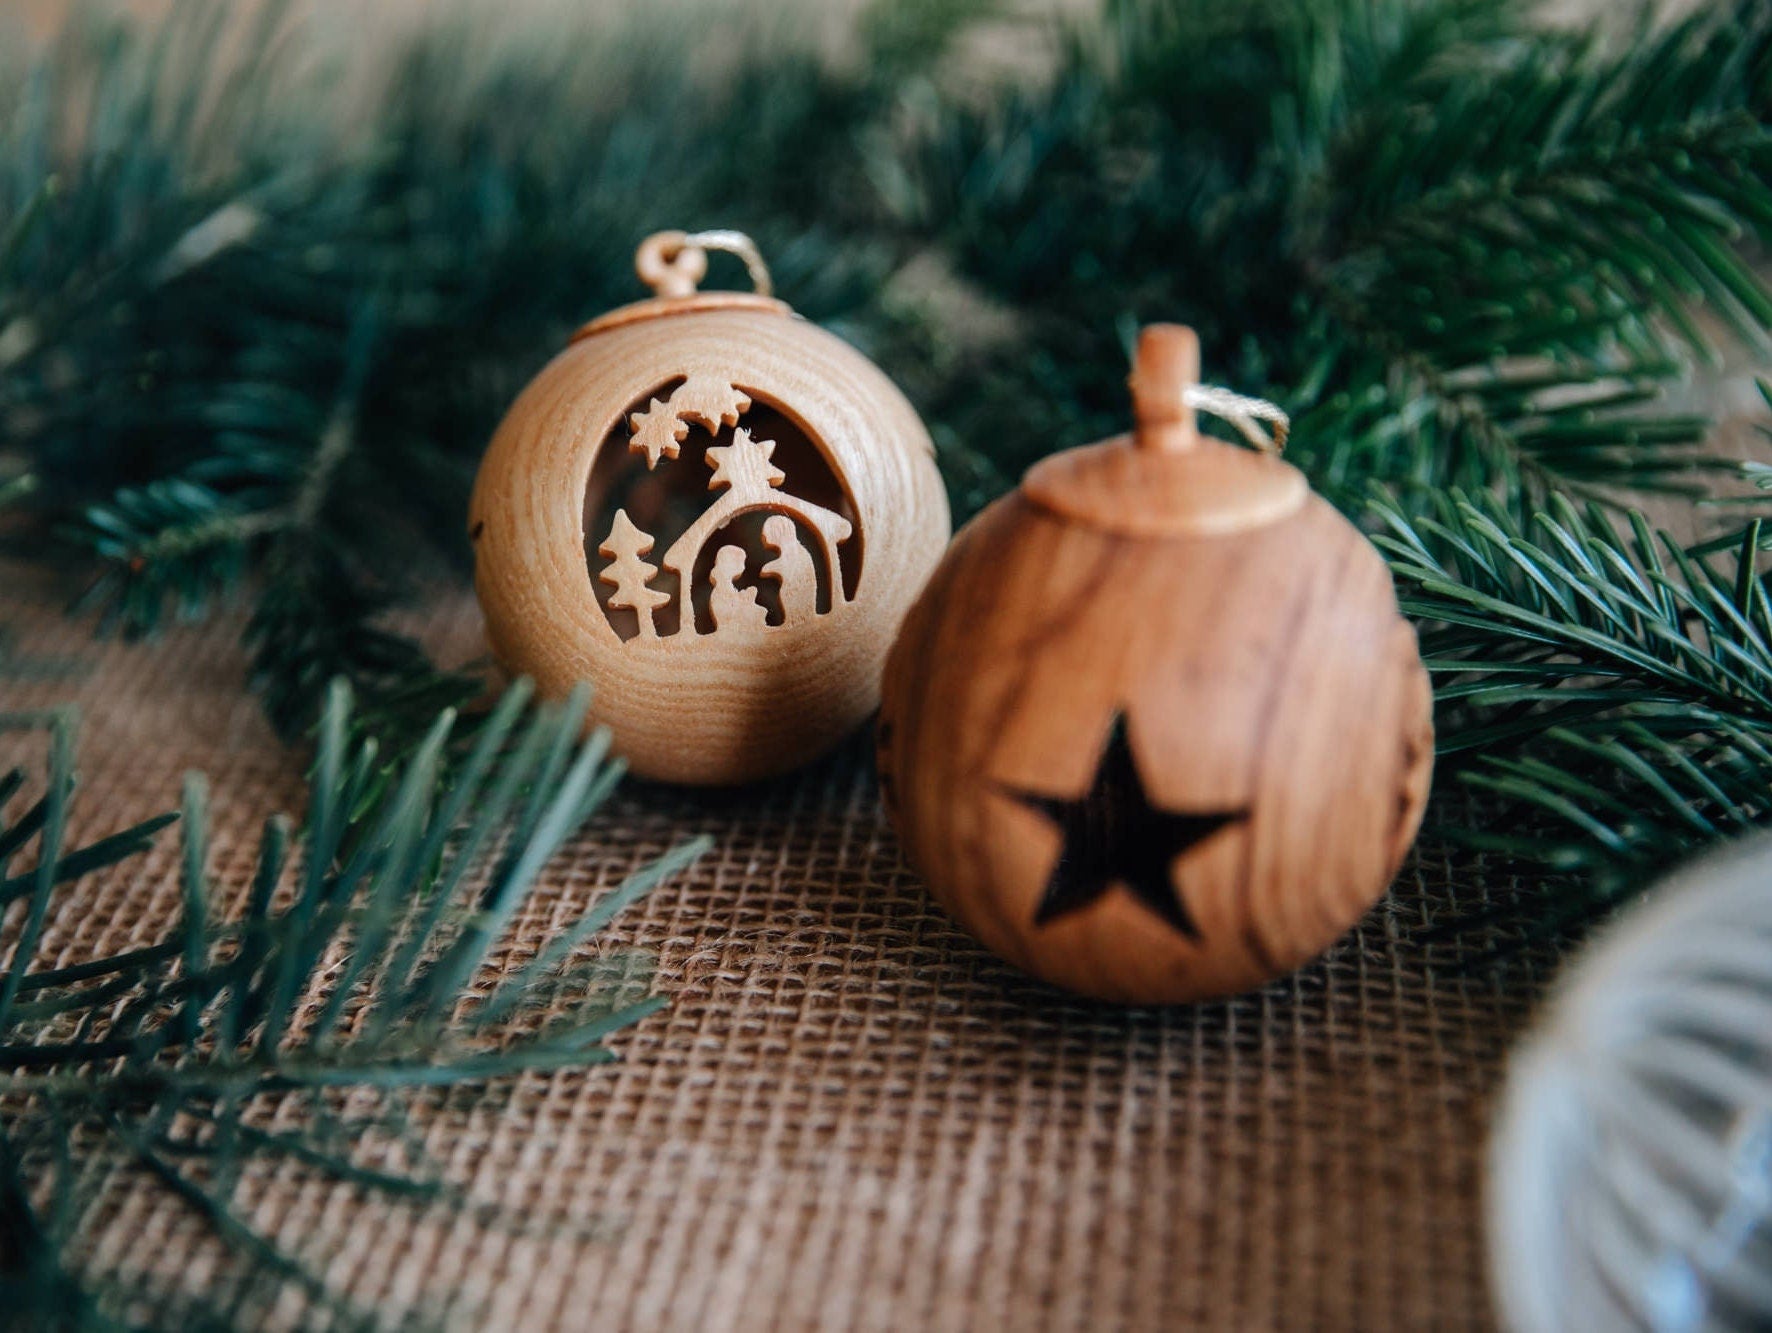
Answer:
[598,509,670,638]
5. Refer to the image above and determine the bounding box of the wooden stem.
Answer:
[636,231,709,299]
[1130,324,1199,453]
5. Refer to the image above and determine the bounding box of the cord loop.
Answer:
[636,229,774,300]
[1183,384,1290,454]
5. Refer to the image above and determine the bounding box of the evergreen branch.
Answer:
[0,683,706,1324]
[0,1117,116,1333]
[1329,3,1772,245]
[887,0,1772,531]
[1315,3,1772,498]
[67,480,287,635]
[1374,488,1772,906]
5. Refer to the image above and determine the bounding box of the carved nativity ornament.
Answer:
[470,231,950,785]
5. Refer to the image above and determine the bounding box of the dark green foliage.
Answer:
[1374,490,1772,906]
[895,0,1772,513]
[0,686,707,1326]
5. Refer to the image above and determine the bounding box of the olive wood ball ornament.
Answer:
[877,325,1434,1004]
[470,230,950,785]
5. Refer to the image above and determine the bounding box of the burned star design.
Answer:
[1000,714,1247,937]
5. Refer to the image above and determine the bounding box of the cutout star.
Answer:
[1000,714,1247,937]
[703,428,785,493]
[627,375,752,469]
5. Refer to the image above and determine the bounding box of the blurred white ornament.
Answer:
[1488,836,1772,1333]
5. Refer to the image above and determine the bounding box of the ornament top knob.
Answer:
[635,230,709,299]
[1021,321,1308,538]
[1130,323,1200,453]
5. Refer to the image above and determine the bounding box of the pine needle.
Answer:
[0,684,705,1324]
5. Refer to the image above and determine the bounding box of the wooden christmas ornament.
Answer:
[470,230,950,785]
[877,324,1433,1004]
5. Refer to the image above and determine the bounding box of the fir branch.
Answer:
[1373,488,1772,905]
[1314,1,1772,500]
[898,0,1772,517]
[0,683,708,1325]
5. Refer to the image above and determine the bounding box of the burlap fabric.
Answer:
[1,559,1555,1331]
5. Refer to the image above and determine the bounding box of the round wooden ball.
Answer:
[471,233,950,785]
[877,325,1433,1004]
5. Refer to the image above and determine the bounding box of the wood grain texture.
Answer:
[471,299,950,784]
[1022,435,1307,538]
[877,323,1433,1004]
[879,491,1433,1002]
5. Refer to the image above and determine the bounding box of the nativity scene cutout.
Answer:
[585,374,861,642]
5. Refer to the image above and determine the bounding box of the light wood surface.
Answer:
[878,324,1433,1003]
[472,236,950,784]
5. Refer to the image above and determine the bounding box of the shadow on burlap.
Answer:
[0,560,1555,1331]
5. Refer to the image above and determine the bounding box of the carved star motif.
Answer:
[1000,714,1247,937]
[626,375,752,469]
[626,394,687,468]
[703,429,784,493]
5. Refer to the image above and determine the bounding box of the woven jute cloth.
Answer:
[0,560,1555,1331]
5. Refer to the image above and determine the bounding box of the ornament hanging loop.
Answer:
[636,229,774,300]
[1130,323,1289,455]
[1188,384,1290,453]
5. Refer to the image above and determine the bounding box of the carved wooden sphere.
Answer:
[471,231,950,784]
[878,325,1434,1003]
